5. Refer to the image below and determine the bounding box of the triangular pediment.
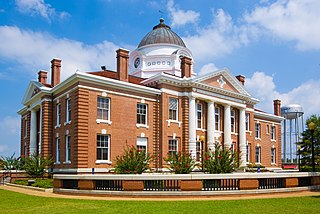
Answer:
[21,81,51,105]
[193,68,251,97]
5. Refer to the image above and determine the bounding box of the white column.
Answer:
[239,108,247,167]
[29,109,37,156]
[207,101,215,150]
[223,104,232,148]
[188,96,196,158]
[38,107,42,155]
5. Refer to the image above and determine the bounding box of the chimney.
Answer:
[236,75,245,85]
[273,99,281,116]
[51,58,61,87]
[116,49,129,82]
[180,56,192,78]
[38,70,48,84]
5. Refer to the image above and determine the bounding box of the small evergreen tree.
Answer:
[25,155,53,178]
[164,151,196,174]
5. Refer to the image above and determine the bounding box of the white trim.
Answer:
[254,110,284,122]
[254,118,282,125]
[166,119,182,127]
[136,124,150,129]
[95,160,112,164]
[96,119,112,125]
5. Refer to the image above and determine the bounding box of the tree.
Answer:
[164,151,197,174]
[25,155,53,178]
[297,115,320,172]
[0,153,20,170]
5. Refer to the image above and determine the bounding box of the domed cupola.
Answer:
[129,18,194,78]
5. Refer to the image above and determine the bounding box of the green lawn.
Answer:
[0,189,319,214]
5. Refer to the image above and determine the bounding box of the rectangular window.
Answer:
[271,148,276,164]
[215,107,220,131]
[66,99,71,122]
[65,135,71,163]
[56,137,60,163]
[169,98,178,120]
[56,103,61,126]
[266,124,270,134]
[231,109,236,133]
[196,103,203,129]
[255,147,261,163]
[97,97,110,120]
[97,134,110,161]
[24,142,27,157]
[255,123,261,139]
[24,118,28,138]
[271,126,276,140]
[245,113,250,131]
[168,139,178,156]
[137,103,147,125]
[196,141,202,161]
[137,137,147,154]
[246,144,251,163]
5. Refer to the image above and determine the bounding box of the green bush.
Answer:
[164,151,196,174]
[13,179,53,189]
[25,155,53,178]
[202,143,239,174]
[114,145,152,174]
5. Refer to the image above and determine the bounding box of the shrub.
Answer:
[164,151,196,174]
[202,143,239,174]
[114,145,152,174]
[13,179,53,188]
[25,155,53,178]
[0,153,19,170]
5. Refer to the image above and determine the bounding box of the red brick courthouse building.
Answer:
[18,19,283,173]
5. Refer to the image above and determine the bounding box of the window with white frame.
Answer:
[255,146,261,163]
[271,125,276,140]
[266,124,270,134]
[137,137,147,153]
[168,139,178,156]
[246,144,251,163]
[196,141,202,161]
[65,135,71,163]
[56,103,61,126]
[66,99,71,122]
[196,103,203,129]
[231,109,236,133]
[97,97,110,120]
[169,98,178,120]
[231,142,236,153]
[271,148,276,164]
[245,113,250,131]
[137,103,147,125]
[24,118,28,138]
[97,134,110,161]
[56,137,60,163]
[215,107,220,131]
[255,123,261,139]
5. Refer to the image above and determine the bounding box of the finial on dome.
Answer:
[160,18,164,23]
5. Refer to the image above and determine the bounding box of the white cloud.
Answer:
[0,116,20,156]
[245,0,320,50]
[199,63,219,75]
[167,0,200,27]
[0,26,120,80]
[246,71,320,117]
[15,0,70,21]
[0,116,20,135]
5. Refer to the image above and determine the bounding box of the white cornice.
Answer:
[254,110,284,122]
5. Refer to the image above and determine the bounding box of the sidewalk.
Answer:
[1,184,320,201]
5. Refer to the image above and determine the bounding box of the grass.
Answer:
[0,189,319,213]
[13,178,53,188]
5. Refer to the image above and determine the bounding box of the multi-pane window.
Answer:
[97,97,110,120]
[137,103,147,125]
[271,148,276,164]
[56,103,61,126]
[137,137,147,154]
[215,107,220,131]
[245,113,250,131]
[231,109,236,133]
[196,141,202,161]
[66,99,71,122]
[196,103,203,129]
[246,144,251,163]
[255,147,261,163]
[169,98,178,120]
[168,139,178,156]
[255,123,261,139]
[271,126,276,140]
[56,137,60,163]
[97,134,110,161]
[65,135,71,163]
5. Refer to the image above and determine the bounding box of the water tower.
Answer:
[281,104,304,163]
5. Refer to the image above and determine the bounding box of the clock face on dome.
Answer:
[134,57,140,68]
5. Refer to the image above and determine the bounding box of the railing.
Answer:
[144,180,179,191]
[258,178,285,189]
[203,179,238,191]
[95,180,123,191]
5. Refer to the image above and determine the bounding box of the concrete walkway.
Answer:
[1,185,320,201]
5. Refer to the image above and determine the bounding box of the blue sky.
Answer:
[0,0,319,156]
